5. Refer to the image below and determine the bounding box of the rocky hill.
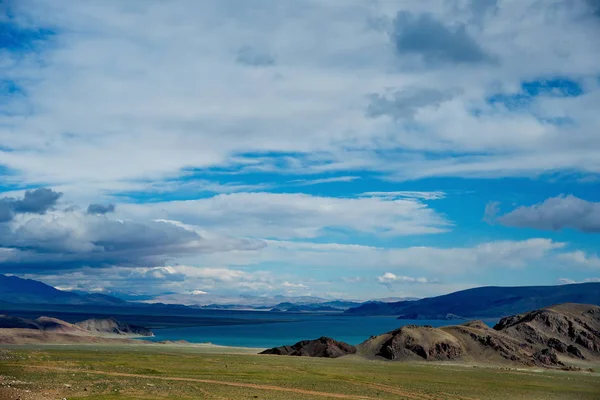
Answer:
[0,315,153,339]
[260,337,356,358]
[492,303,599,360]
[357,303,600,369]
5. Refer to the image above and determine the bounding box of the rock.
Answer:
[360,325,464,361]
[533,348,563,366]
[260,337,356,358]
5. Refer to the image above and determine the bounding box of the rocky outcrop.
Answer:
[358,304,600,369]
[260,337,356,358]
[0,315,153,338]
[365,325,464,361]
[493,303,600,360]
[75,318,153,337]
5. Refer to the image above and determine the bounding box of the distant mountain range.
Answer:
[345,283,600,318]
[4,273,599,320]
[0,274,390,311]
[0,274,127,306]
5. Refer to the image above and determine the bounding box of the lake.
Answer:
[147,313,497,348]
[0,303,498,348]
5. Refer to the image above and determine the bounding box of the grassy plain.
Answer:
[1,345,599,400]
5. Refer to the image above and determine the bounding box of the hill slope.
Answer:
[357,303,600,369]
[75,317,153,337]
[0,315,153,337]
[346,282,600,318]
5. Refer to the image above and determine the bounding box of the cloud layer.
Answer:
[1,0,599,193]
[2,1,600,300]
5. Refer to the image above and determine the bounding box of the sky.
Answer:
[1,0,599,304]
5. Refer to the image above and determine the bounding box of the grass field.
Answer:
[1,345,599,400]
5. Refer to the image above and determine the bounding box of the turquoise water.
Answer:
[148,314,490,348]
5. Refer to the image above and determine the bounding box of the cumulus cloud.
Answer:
[282,281,309,290]
[557,250,600,269]
[377,272,431,288]
[496,195,600,233]
[0,188,62,222]
[0,190,263,273]
[86,203,116,215]
[391,11,495,65]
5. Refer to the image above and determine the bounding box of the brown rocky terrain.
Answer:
[260,336,356,358]
[0,315,153,344]
[357,324,465,361]
[493,303,599,358]
[75,317,153,337]
[357,303,600,369]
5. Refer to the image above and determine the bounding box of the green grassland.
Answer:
[1,346,599,400]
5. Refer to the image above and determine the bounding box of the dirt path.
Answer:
[17,365,376,400]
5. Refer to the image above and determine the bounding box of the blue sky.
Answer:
[0,0,599,304]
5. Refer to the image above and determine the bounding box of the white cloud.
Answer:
[184,238,567,277]
[558,277,600,284]
[119,192,452,239]
[361,191,446,200]
[377,272,431,287]
[557,250,600,269]
[282,281,309,289]
[288,176,360,186]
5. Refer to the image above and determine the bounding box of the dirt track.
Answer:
[10,365,375,399]
[4,364,484,400]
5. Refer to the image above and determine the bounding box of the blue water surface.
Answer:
[147,314,497,348]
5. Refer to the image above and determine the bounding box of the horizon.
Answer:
[1,0,599,303]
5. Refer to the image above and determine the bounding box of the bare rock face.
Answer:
[75,318,153,337]
[260,337,356,358]
[493,303,600,360]
[372,325,464,361]
[358,304,600,369]
[533,348,563,366]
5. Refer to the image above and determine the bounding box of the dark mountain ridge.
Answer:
[0,274,127,306]
[346,283,600,318]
